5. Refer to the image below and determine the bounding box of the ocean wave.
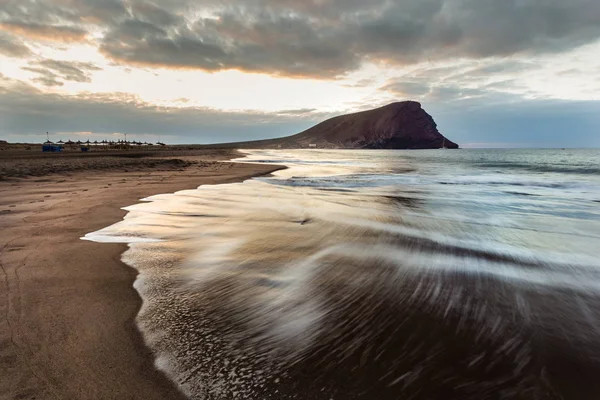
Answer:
[85,148,600,399]
[477,161,600,175]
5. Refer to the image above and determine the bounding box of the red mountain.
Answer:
[219,101,458,149]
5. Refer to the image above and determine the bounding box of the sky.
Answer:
[1,0,600,147]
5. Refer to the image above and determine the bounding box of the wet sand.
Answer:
[0,150,283,399]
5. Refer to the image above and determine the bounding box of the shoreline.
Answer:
[0,150,284,399]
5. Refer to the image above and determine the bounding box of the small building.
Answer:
[309,143,317,148]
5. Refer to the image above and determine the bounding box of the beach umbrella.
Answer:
[93,140,99,145]
[57,140,64,144]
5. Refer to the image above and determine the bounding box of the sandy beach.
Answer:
[0,149,282,400]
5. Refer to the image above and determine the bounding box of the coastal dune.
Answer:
[0,150,282,399]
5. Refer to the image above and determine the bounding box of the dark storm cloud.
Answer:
[454,0,600,57]
[99,11,361,78]
[97,0,600,78]
[3,0,599,78]
[21,59,102,86]
[95,0,450,76]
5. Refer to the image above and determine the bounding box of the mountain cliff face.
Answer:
[283,101,458,149]
[221,101,458,149]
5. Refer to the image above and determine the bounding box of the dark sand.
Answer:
[0,149,282,399]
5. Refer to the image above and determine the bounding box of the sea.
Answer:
[85,148,600,399]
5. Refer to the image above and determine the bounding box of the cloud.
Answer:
[95,1,452,77]
[0,77,328,143]
[379,59,538,105]
[37,59,101,82]
[0,21,88,42]
[2,73,598,148]
[381,81,432,98]
[130,1,183,26]
[99,12,361,78]
[275,108,318,116]
[0,0,127,26]
[1,1,599,148]
[95,0,600,78]
[21,67,65,87]
[2,0,599,78]
[0,32,32,57]
[21,59,102,86]
[382,80,498,103]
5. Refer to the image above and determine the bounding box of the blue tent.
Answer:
[42,141,62,152]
